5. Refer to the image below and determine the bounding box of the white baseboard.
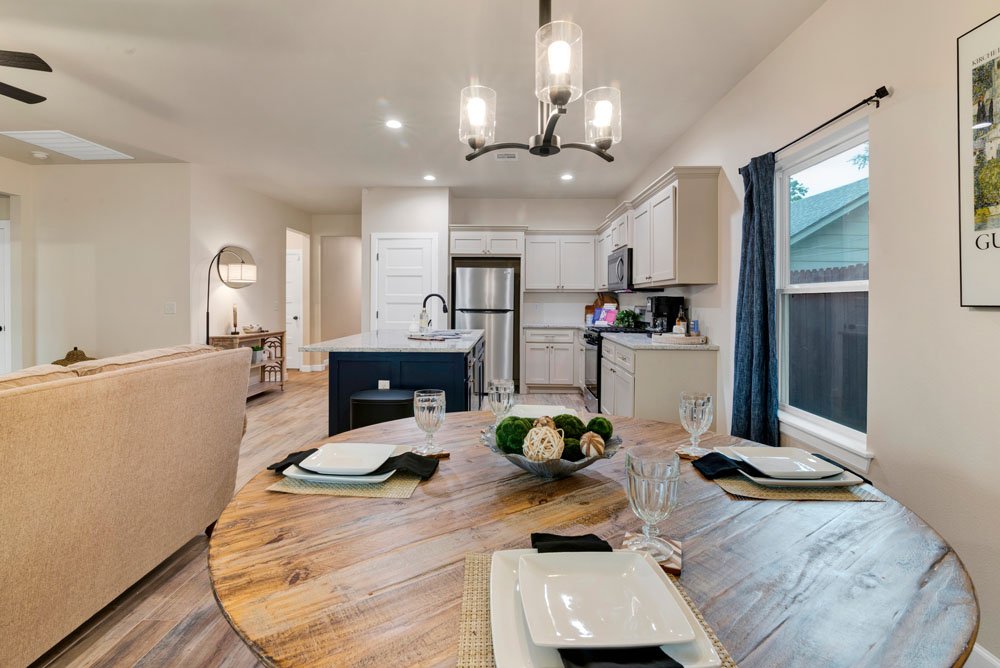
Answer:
[969,644,1000,668]
[296,362,328,373]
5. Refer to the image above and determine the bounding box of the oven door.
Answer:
[607,247,632,292]
[583,334,599,413]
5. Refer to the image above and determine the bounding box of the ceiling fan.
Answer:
[0,50,52,104]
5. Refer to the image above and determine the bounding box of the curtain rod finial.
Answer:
[875,86,890,99]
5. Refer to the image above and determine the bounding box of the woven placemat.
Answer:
[266,472,422,499]
[457,554,738,668]
[713,476,883,502]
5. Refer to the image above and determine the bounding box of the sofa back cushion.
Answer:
[68,344,217,376]
[0,364,77,391]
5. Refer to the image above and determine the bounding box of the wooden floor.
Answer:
[33,371,584,668]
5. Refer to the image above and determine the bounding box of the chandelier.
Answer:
[459,0,622,162]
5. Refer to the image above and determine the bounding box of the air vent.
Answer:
[494,151,519,161]
[0,130,133,160]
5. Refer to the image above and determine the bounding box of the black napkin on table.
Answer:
[692,451,764,479]
[267,450,438,479]
[528,534,681,668]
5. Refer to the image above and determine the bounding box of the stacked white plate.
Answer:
[489,549,723,668]
[283,442,407,485]
[508,405,578,419]
[714,445,863,488]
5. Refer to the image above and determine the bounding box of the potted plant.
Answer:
[250,345,265,364]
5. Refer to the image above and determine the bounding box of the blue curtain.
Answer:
[732,153,779,446]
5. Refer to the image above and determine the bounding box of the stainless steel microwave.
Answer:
[607,246,633,292]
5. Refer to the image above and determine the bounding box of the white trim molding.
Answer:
[968,644,1000,668]
[778,408,874,474]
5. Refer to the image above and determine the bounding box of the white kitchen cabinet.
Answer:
[632,201,652,285]
[525,235,595,291]
[600,357,615,414]
[613,367,635,417]
[610,211,629,249]
[524,343,551,385]
[595,227,611,291]
[649,185,676,283]
[574,333,586,389]
[549,343,575,385]
[450,230,524,256]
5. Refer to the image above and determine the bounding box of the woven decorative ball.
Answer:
[533,416,556,430]
[523,426,564,462]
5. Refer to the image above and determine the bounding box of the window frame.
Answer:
[774,122,872,467]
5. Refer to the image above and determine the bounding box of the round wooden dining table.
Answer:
[208,412,979,668]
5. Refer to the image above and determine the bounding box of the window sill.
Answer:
[777,409,873,474]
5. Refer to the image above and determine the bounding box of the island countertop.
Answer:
[602,332,720,351]
[301,329,485,354]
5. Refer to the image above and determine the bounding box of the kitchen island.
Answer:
[302,329,485,435]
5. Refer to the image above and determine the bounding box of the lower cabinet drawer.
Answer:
[614,346,635,374]
[524,329,575,344]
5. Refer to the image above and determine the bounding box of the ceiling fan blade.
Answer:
[0,50,52,72]
[0,81,46,104]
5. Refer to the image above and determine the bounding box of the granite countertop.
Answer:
[301,329,484,354]
[522,323,586,330]
[602,332,720,351]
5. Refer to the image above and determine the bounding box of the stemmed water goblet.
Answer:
[413,389,446,455]
[622,446,680,562]
[677,391,714,458]
[487,379,515,425]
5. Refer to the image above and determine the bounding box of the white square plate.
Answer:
[715,447,863,488]
[727,445,843,479]
[516,552,696,648]
[298,442,397,475]
[509,405,577,419]
[490,550,720,668]
[282,465,396,485]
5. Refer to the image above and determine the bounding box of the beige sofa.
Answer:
[0,345,251,667]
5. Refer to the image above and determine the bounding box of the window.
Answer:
[776,129,869,448]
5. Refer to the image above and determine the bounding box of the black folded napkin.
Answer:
[528,534,682,668]
[267,450,438,480]
[692,451,764,479]
[558,647,682,668]
[531,532,613,553]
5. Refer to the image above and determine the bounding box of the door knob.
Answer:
[292,316,299,320]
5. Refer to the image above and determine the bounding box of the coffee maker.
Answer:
[646,296,686,332]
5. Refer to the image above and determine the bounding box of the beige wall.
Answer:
[307,214,361,366]
[189,165,310,345]
[360,188,448,331]
[0,195,9,219]
[619,0,1000,651]
[0,156,36,368]
[31,164,192,362]
[450,197,615,231]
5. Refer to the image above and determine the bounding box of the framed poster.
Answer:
[959,12,1000,306]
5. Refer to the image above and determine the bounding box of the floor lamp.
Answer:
[206,246,257,344]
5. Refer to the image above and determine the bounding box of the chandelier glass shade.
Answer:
[535,21,583,107]
[585,86,622,149]
[459,85,497,150]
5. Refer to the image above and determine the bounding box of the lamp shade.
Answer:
[221,262,257,285]
[535,21,583,107]
[584,87,622,149]
[459,85,496,150]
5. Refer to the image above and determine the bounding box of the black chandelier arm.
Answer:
[562,142,615,162]
[465,142,531,161]
[542,107,566,144]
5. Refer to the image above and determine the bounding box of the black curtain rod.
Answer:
[774,85,891,155]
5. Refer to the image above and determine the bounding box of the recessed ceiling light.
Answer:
[423,174,436,181]
[561,173,574,181]
[0,130,133,160]
[30,150,48,160]
[385,119,403,129]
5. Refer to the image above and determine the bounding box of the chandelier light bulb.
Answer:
[459,85,496,150]
[547,40,572,75]
[466,96,487,128]
[593,100,613,128]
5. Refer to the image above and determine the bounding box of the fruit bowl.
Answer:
[480,425,621,479]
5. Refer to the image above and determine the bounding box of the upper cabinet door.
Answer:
[486,231,524,256]
[596,230,611,290]
[649,185,676,283]
[450,231,487,255]
[632,202,652,284]
[611,213,629,249]
[524,236,560,290]
[558,237,596,290]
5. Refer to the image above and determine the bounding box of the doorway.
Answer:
[370,233,438,331]
[285,229,309,370]
[0,218,9,375]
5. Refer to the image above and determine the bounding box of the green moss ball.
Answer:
[586,416,614,441]
[496,416,533,454]
[562,437,584,461]
[552,414,586,440]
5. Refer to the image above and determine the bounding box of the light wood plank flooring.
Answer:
[33,371,584,668]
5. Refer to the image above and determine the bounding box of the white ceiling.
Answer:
[0,0,824,213]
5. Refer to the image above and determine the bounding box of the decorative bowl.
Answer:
[480,426,621,479]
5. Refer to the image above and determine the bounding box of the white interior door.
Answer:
[0,220,9,375]
[285,250,303,369]
[372,234,437,330]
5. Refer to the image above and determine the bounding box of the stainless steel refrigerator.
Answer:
[453,267,515,383]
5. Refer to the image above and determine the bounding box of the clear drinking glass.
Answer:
[413,389,446,455]
[487,379,515,424]
[622,446,680,561]
[677,392,714,457]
